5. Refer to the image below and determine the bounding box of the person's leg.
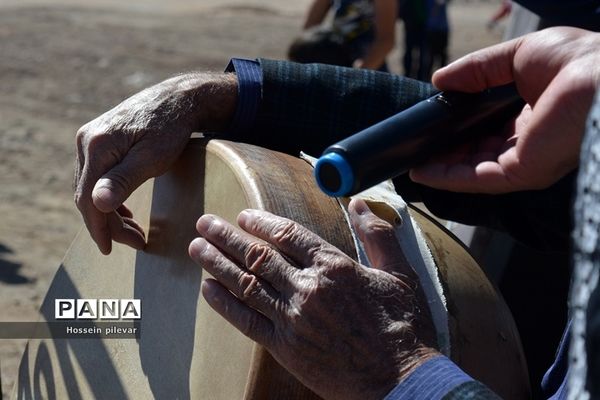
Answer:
[438,30,449,69]
[403,23,416,77]
[420,30,434,80]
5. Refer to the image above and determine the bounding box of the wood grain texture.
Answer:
[410,207,530,400]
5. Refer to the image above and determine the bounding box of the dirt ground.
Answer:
[0,0,503,396]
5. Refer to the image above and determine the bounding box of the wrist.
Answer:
[396,346,441,382]
[197,73,238,131]
[363,346,441,400]
[165,72,238,133]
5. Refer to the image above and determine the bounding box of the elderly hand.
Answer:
[188,199,439,400]
[74,73,238,254]
[410,27,600,193]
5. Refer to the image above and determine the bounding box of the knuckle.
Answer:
[74,192,81,206]
[306,243,325,263]
[290,271,337,315]
[238,273,261,301]
[272,220,301,247]
[320,258,355,280]
[78,125,116,156]
[311,247,335,266]
[309,245,353,273]
[245,242,273,274]
[84,130,107,150]
[467,52,493,89]
[73,191,86,210]
[308,268,336,294]
[363,217,395,240]
[75,124,89,143]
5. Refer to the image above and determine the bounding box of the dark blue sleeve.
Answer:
[516,0,600,30]
[225,58,262,135]
[384,356,500,400]
[224,57,437,155]
[244,58,437,156]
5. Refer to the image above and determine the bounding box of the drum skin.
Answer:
[12,139,530,400]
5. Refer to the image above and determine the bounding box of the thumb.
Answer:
[348,199,411,276]
[432,36,522,92]
[92,152,154,213]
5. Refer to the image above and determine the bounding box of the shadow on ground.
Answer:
[0,243,32,284]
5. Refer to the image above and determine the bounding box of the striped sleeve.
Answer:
[384,356,499,400]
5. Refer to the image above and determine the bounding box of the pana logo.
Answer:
[55,299,141,320]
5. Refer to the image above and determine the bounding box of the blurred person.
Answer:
[398,0,427,79]
[288,0,397,70]
[421,0,450,80]
[399,0,449,81]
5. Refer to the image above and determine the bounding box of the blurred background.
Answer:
[0,0,504,396]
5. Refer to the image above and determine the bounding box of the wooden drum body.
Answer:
[13,139,530,399]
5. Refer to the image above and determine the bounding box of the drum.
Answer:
[13,139,530,399]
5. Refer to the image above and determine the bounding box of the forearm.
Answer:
[177,72,238,132]
[131,71,238,134]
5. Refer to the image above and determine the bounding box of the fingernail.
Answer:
[196,214,216,234]
[92,183,119,212]
[352,199,372,216]
[189,237,209,259]
[99,245,111,256]
[237,209,255,226]
[201,279,219,303]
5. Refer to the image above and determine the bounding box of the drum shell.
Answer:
[12,139,530,400]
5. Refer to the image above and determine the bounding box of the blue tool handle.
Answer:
[314,83,524,197]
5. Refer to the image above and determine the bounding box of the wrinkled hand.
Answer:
[410,27,600,193]
[188,199,439,400]
[74,73,237,254]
